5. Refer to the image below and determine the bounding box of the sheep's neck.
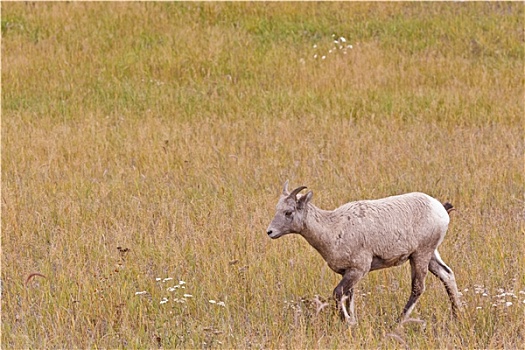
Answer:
[299,204,336,262]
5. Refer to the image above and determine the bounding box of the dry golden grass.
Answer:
[2,2,524,348]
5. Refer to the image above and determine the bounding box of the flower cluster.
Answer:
[134,277,226,308]
[310,34,354,62]
[460,284,525,310]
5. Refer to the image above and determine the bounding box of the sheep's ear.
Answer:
[297,191,313,209]
[282,180,290,196]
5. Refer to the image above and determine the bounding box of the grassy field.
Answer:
[2,2,523,348]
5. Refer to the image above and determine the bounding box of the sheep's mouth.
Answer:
[267,230,283,239]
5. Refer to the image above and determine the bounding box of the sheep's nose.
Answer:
[267,229,273,236]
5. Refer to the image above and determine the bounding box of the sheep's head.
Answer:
[266,180,313,239]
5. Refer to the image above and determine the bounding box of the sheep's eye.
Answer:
[284,211,293,218]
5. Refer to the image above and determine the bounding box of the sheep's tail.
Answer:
[443,202,455,215]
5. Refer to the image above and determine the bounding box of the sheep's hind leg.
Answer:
[428,250,462,317]
[333,270,365,325]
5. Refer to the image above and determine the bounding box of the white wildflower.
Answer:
[476,306,482,310]
[156,278,161,281]
[183,294,193,298]
[321,56,326,60]
[482,293,488,297]
[495,292,515,298]
[160,298,169,304]
[217,301,226,307]
[135,291,148,295]
[340,36,346,43]
[163,277,173,282]
[347,44,353,49]
[505,301,513,307]
[179,280,186,285]
[209,300,216,304]
[313,44,317,49]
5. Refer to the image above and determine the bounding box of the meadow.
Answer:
[1,2,524,348]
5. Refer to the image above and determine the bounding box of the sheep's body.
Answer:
[267,181,461,324]
[300,192,449,274]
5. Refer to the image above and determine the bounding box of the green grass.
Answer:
[2,2,524,348]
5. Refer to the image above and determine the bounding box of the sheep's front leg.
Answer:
[400,255,429,322]
[333,270,365,325]
[339,293,355,323]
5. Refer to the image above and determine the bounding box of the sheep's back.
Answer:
[335,192,449,258]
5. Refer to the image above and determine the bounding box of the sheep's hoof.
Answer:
[339,313,357,325]
[346,319,357,326]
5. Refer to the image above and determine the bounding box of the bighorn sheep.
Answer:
[266,181,461,324]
